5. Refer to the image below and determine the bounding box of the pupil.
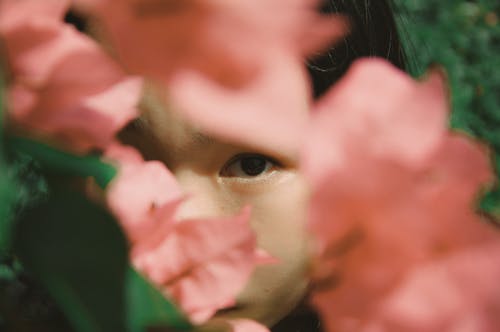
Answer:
[241,157,266,176]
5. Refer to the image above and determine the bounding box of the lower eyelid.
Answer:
[217,168,295,195]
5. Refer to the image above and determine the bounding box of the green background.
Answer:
[394,0,500,215]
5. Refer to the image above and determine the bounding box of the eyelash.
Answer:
[219,153,281,178]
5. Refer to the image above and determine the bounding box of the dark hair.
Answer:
[273,1,406,331]
[308,0,407,98]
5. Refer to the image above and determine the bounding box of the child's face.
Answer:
[127,89,311,326]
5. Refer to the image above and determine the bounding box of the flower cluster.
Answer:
[1,0,499,331]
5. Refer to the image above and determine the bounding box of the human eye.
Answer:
[219,153,280,178]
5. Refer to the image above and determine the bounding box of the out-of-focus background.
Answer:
[395,0,500,214]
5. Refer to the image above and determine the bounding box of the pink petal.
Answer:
[303,59,449,186]
[132,208,262,323]
[6,84,38,119]
[105,144,183,244]
[168,53,310,157]
[2,15,68,87]
[82,0,344,86]
[0,0,69,31]
[42,77,143,152]
[373,243,500,332]
[2,7,143,152]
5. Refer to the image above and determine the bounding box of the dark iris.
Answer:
[240,156,267,176]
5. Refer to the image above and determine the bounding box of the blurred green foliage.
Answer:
[126,267,192,332]
[4,187,191,332]
[0,69,17,254]
[394,0,500,216]
[13,189,128,332]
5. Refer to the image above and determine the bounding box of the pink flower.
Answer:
[132,207,265,323]
[302,59,500,331]
[78,0,345,86]
[1,0,142,153]
[104,143,183,244]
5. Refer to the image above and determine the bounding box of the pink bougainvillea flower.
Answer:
[132,207,266,323]
[302,59,500,331]
[167,53,311,157]
[77,0,346,86]
[0,0,143,153]
[104,143,183,244]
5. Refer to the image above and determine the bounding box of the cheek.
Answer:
[234,174,312,325]
[250,174,310,260]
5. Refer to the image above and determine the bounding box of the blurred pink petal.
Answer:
[81,0,345,86]
[105,144,183,244]
[228,319,271,332]
[168,53,310,157]
[314,243,500,332]
[375,243,500,331]
[0,0,72,87]
[132,207,263,323]
[303,59,449,187]
[0,0,69,31]
[1,2,142,152]
[302,59,500,331]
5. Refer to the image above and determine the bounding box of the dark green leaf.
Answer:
[0,64,18,254]
[126,267,192,332]
[0,171,17,254]
[13,189,128,332]
[6,136,116,188]
[480,187,500,219]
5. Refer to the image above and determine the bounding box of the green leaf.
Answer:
[0,165,17,254]
[13,189,128,332]
[126,267,192,332]
[6,136,117,188]
[0,64,18,254]
[480,187,500,220]
[0,55,5,138]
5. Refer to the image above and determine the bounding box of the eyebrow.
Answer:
[190,131,217,147]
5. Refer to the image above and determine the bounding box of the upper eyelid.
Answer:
[224,153,281,167]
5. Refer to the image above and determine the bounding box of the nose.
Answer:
[173,168,226,221]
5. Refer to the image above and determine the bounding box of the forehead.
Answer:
[137,83,212,148]
[116,83,219,167]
